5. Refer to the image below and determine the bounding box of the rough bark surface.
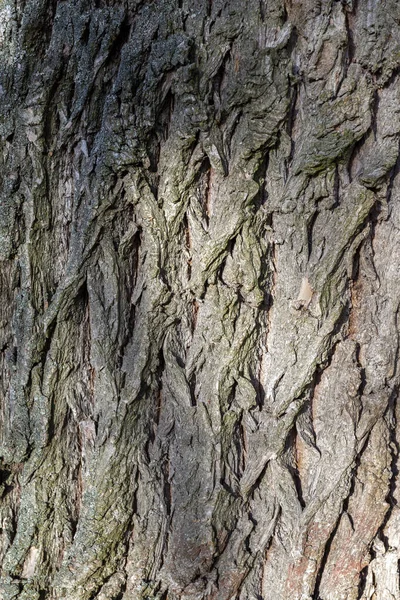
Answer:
[0,0,400,599]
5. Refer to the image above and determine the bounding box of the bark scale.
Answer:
[0,1,399,599]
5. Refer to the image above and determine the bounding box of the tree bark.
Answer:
[0,1,400,598]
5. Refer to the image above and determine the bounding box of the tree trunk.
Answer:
[0,1,399,598]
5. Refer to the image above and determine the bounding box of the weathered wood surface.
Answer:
[0,1,399,598]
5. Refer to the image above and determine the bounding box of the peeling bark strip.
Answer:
[0,0,400,599]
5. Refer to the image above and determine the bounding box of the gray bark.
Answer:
[0,0,400,599]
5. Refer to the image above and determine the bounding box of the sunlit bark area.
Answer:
[0,1,400,599]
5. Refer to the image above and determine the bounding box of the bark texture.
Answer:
[1,1,400,599]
